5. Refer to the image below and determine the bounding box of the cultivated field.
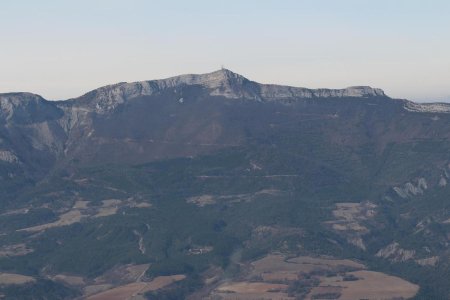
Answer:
[209,254,418,300]
[309,270,419,300]
[251,254,365,276]
[215,282,292,300]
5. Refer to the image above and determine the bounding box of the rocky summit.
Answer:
[1,70,450,299]
[60,69,388,113]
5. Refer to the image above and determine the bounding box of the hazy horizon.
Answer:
[1,0,449,102]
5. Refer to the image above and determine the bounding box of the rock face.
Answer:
[376,242,416,262]
[404,101,450,113]
[0,93,63,124]
[0,150,19,163]
[393,178,428,198]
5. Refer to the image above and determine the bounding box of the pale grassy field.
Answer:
[0,273,35,285]
[87,282,148,300]
[18,210,84,232]
[16,198,152,233]
[53,274,85,286]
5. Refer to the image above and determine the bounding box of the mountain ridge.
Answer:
[2,69,387,102]
[3,69,450,114]
[72,68,388,101]
[63,69,390,113]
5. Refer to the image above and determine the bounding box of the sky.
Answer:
[1,0,449,102]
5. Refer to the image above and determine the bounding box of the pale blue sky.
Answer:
[1,0,449,102]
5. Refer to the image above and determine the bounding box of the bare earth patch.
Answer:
[187,195,216,207]
[53,274,85,286]
[0,243,33,257]
[73,200,90,209]
[94,199,122,218]
[0,273,35,285]
[18,210,84,232]
[93,199,150,217]
[140,275,186,292]
[129,202,152,209]
[325,202,377,250]
[16,198,153,232]
[187,190,282,207]
[94,206,119,218]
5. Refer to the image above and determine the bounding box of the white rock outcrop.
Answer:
[376,242,415,262]
[393,178,428,198]
[404,102,450,113]
[0,150,19,163]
